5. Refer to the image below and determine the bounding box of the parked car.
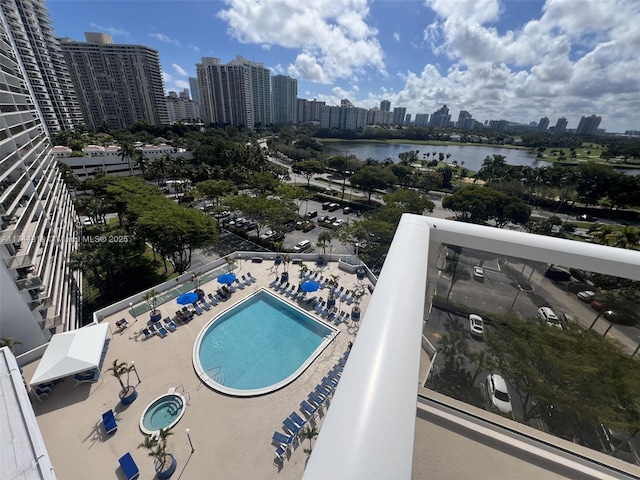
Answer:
[327,203,341,212]
[294,240,312,252]
[577,290,596,302]
[332,219,345,227]
[603,310,636,326]
[322,202,332,210]
[469,314,484,339]
[343,206,353,214]
[306,210,318,219]
[473,266,484,281]
[576,214,598,221]
[486,374,513,415]
[537,306,562,329]
[302,222,316,232]
[260,230,274,239]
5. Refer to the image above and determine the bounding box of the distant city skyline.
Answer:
[46,0,639,132]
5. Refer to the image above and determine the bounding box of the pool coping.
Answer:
[192,288,339,397]
[139,391,187,435]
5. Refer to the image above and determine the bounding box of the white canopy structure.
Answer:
[29,323,109,386]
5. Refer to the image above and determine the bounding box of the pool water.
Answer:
[195,290,336,395]
[141,394,185,433]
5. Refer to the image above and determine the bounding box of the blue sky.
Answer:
[47,0,640,132]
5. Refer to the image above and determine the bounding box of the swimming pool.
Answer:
[139,393,186,435]
[193,289,338,396]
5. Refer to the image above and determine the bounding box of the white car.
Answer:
[473,266,484,281]
[537,306,562,329]
[486,374,513,415]
[82,218,93,226]
[332,219,345,227]
[259,230,274,239]
[469,314,484,339]
[577,290,596,302]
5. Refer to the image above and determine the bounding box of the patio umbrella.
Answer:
[301,280,320,293]
[177,292,199,305]
[217,272,236,285]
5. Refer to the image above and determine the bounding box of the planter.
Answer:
[356,267,366,280]
[327,297,336,309]
[274,255,283,266]
[316,257,326,267]
[119,385,138,405]
[155,454,177,479]
[351,307,361,320]
[281,271,289,283]
[150,312,162,323]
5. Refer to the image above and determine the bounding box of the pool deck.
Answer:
[22,260,371,480]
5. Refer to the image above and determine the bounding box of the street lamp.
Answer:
[131,361,140,383]
[129,302,137,324]
[185,428,194,453]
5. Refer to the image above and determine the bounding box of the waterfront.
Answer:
[320,140,640,175]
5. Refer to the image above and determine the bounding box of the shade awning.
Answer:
[29,323,109,386]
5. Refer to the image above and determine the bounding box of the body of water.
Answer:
[321,141,640,175]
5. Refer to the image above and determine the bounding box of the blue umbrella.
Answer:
[217,272,236,285]
[177,292,199,305]
[301,281,320,293]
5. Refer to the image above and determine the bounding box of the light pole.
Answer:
[129,302,137,324]
[131,361,141,383]
[185,428,194,453]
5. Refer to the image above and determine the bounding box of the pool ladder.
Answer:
[208,366,226,385]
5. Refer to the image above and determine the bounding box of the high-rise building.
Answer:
[320,105,366,130]
[380,100,391,112]
[575,115,602,136]
[393,107,407,125]
[2,0,83,133]
[405,114,412,124]
[165,90,200,123]
[188,77,200,104]
[554,117,568,135]
[488,119,509,131]
[271,75,297,124]
[457,110,472,128]
[414,113,429,126]
[229,56,271,127]
[0,10,81,355]
[59,33,168,129]
[296,98,325,123]
[430,105,451,128]
[538,116,550,132]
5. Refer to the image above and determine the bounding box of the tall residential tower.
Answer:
[2,0,83,133]
[1,8,81,355]
[59,32,168,129]
[271,75,297,124]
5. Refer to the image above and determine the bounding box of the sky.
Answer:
[46,0,640,133]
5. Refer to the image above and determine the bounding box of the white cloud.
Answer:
[148,33,181,46]
[89,23,128,37]
[172,64,187,76]
[175,80,190,90]
[261,44,272,50]
[188,44,201,52]
[218,0,385,83]
[393,32,400,42]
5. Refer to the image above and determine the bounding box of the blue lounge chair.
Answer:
[328,370,341,383]
[316,383,332,397]
[247,272,257,283]
[102,409,118,435]
[274,444,289,463]
[163,319,177,332]
[34,386,51,400]
[272,431,294,447]
[228,282,237,293]
[200,299,211,311]
[300,400,318,418]
[74,372,99,387]
[308,391,325,407]
[193,303,203,315]
[118,452,140,480]
[155,325,169,338]
[283,417,302,437]
[289,411,307,429]
[235,279,245,290]
[141,327,153,340]
[322,377,338,389]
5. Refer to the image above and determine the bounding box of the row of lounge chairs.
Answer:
[71,338,111,388]
[272,350,350,463]
[141,317,178,340]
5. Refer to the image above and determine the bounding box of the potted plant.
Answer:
[107,359,138,405]
[138,428,177,479]
[299,262,309,279]
[281,254,291,283]
[144,289,162,322]
[351,286,367,320]
[355,266,366,280]
[326,274,340,309]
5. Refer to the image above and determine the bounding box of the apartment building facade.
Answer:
[271,75,297,124]
[1,0,83,133]
[59,32,168,130]
[0,12,81,355]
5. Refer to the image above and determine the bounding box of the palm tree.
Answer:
[0,337,22,352]
[318,231,332,259]
[107,359,134,396]
[609,226,640,250]
[118,141,139,176]
[143,289,160,317]
[138,428,175,474]
[302,425,319,455]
